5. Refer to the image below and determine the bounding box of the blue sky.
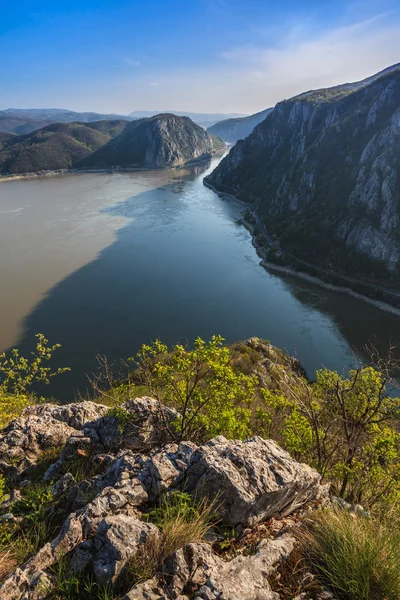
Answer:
[1,0,400,114]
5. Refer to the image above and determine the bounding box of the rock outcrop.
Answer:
[0,114,225,175]
[206,63,400,281]
[0,398,329,599]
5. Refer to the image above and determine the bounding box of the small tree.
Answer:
[0,334,69,427]
[276,351,400,509]
[134,335,257,443]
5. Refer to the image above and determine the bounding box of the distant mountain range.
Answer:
[128,111,246,128]
[207,108,274,143]
[206,63,400,286]
[0,108,247,135]
[0,114,225,174]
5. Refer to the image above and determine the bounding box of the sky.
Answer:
[1,0,400,115]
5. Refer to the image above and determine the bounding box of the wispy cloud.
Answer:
[124,58,142,67]
[219,13,400,102]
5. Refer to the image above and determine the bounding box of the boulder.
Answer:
[123,578,167,599]
[158,537,294,600]
[0,401,108,480]
[92,515,160,586]
[84,397,180,452]
[185,436,324,526]
[137,442,197,499]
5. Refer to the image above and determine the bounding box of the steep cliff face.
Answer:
[206,65,400,281]
[207,108,273,143]
[83,114,226,169]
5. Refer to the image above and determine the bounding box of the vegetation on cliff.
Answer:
[207,108,273,143]
[0,115,225,175]
[206,65,400,288]
[1,334,400,599]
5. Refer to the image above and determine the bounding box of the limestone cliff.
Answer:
[82,113,226,170]
[206,64,400,283]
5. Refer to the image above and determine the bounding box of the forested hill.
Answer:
[81,113,225,170]
[207,108,273,143]
[0,114,225,174]
[206,65,400,286]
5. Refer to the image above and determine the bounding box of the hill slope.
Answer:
[206,65,400,284]
[207,108,273,143]
[0,115,225,174]
[82,113,225,169]
[0,109,132,134]
[0,121,128,174]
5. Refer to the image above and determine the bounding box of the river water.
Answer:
[1,156,399,399]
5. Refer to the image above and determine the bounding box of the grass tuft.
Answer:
[303,508,400,600]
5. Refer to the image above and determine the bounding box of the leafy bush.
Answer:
[273,364,400,509]
[133,336,400,512]
[303,509,400,600]
[0,483,60,583]
[0,333,69,427]
[134,335,256,442]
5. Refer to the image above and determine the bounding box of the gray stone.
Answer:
[123,577,166,599]
[185,436,324,525]
[84,397,180,452]
[92,514,160,586]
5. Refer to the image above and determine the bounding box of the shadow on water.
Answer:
[271,272,400,366]
[9,163,400,400]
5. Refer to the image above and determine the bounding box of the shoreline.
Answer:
[207,181,400,316]
[0,151,226,184]
[203,180,248,206]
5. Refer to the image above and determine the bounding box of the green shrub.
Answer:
[134,336,256,443]
[303,509,400,600]
[0,334,69,428]
[0,483,62,583]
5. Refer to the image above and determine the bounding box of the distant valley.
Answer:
[207,108,273,143]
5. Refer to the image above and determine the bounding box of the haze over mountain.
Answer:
[0,108,246,135]
[206,63,400,285]
[207,108,274,143]
[0,114,224,174]
[128,111,246,128]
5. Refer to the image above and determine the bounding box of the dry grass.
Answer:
[302,508,400,600]
[124,492,217,590]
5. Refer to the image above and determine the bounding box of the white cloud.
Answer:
[7,9,399,114]
[124,58,142,67]
[220,13,400,101]
[113,11,400,114]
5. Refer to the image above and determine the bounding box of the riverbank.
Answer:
[0,169,68,183]
[203,180,248,206]
[206,179,400,316]
[0,151,226,184]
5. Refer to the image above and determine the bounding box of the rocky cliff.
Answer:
[207,108,273,143]
[0,114,225,175]
[0,397,330,600]
[206,64,400,284]
[82,114,226,170]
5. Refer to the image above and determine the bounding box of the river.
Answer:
[1,156,399,399]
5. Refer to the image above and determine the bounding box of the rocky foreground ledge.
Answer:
[0,398,332,600]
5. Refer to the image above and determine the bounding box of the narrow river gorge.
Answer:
[1,156,399,398]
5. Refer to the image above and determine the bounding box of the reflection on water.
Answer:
[0,157,399,399]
